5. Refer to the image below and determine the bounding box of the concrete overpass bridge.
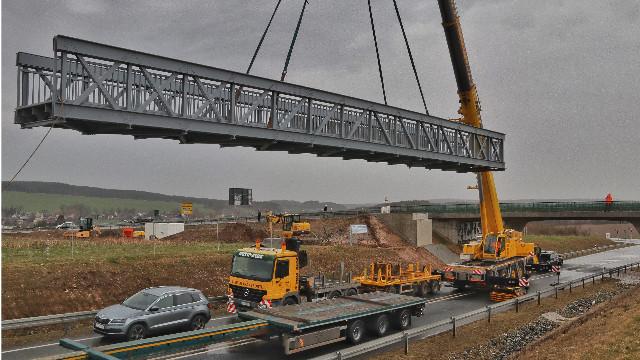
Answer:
[383,201,640,245]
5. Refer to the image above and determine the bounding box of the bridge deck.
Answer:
[15,36,505,172]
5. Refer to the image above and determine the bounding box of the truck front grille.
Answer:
[229,284,266,303]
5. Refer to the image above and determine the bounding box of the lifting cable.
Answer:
[280,0,309,82]
[246,0,283,74]
[392,0,430,115]
[367,0,388,105]
[6,123,54,187]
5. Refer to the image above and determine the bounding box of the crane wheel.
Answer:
[416,282,429,297]
[428,280,440,294]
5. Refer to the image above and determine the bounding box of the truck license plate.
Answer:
[239,300,250,307]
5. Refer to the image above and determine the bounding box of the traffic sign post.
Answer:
[552,265,561,285]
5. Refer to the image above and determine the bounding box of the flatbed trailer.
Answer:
[239,291,426,354]
[46,292,425,359]
[354,262,441,296]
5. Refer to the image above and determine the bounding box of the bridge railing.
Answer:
[15,36,505,171]
[390,201,640,214]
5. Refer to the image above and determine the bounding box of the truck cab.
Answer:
[228,245,301,309]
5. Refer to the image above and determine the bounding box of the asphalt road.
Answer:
[3,243,639,360]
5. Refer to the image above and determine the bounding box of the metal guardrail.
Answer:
[1,296,228,331]
[313,260,640,360]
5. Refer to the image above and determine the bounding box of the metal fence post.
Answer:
[515,298,519,313]
[487,306,491,323]
[403,332,409,355]
[593,275,595,285]
[555,286,558,299]
[537,291,541,305]
[582,278,585,288]
[569,282,572,293]
[451,317,456,337]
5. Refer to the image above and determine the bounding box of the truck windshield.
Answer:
[231,253,274,281]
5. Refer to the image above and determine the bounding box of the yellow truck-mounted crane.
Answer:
[437,0,539,301]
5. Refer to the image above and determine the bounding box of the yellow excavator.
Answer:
[437,0,540,301]
[265,212,311,239]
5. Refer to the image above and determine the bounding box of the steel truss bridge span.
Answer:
[15,36,505,172]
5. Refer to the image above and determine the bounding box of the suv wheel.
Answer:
[190,314,207,330]
[126,323,146,341]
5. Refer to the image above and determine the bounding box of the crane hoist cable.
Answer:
[367,0,388,105]
[246,0,283,74]
[280,0,309,82]
[392,0,430,115]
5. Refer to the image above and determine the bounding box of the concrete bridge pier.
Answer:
[378,213,432,246]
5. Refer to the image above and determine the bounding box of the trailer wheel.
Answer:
[368,314,390,337]
[346,288,357,296]
[328,291,341,299]
[392,309,412,330]
[416,282,429,297]
[346,319,365,344]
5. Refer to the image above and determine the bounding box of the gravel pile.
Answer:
[557,289,617,318]
[448,318,557,360]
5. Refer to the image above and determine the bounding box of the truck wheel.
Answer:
[328,291,341,299]
[346,288,357,296]
[283,297,297,306]
[346,319,365,344]
[392,309,412,330]
[416,282,429,297]
[368,314,390,337]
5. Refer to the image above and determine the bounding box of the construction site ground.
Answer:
[373,272,639,360]
[1,215,440,320]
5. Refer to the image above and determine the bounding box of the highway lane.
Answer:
[4,245,639,359]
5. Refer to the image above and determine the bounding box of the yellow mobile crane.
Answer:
[437,0,539,301]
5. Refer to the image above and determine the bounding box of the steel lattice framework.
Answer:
[15,36,505,172]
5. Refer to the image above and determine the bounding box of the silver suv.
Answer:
[94,286,211,340]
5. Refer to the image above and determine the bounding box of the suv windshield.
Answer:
[123,291,159,310]
[231,252,274,281]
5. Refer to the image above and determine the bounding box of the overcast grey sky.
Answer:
[2,0,639,203]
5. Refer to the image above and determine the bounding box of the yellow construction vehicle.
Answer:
[354,262,441,297]
[265,212,310,239]
[437,0,539,301]
[63,217,101,238]
[227,238,359,310]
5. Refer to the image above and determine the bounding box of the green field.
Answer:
[2,191,189,214]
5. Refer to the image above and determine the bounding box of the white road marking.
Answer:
[426,292,471,304]
[2,335,102,354]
